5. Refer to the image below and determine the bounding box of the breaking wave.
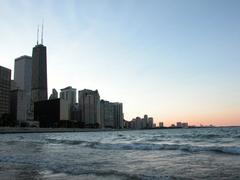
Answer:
[46,138,240,155]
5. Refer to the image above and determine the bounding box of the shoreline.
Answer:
[0,126,239,134]
[0,127,126,134]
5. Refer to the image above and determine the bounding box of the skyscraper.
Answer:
[113,102,123,129]
[100,100,124,129]
[13,55,32,122]
[60,86,76,106]
[60,86,76,120]
[0,66,11,118]
[78,89,100,128]
[31,38,48,105]
[14,55,32,93]
[100,100,114,128]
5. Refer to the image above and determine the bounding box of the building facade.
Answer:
[10,89,27,125]
[78,89,100,128]
[71,103,81,123]
[0,66,11,118]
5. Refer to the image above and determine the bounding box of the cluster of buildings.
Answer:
[0,28,126,129]
[174,122,189,128]
[169,122,189,128]
[158,122,188,128]
[124,115,155,129]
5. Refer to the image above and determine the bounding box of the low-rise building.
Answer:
[34,98,70,128]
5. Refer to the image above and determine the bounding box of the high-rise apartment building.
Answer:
[60,86,76,106]
[100,100,114,128]
[142,114,148,128]
[100,100,124,129]
[148,117,154,128]
[60,86,76,120]
[113,102,123,129]
[78,89,100,128]
[13,55,32,122]
[0,66,11,118]
[14,55,32,92]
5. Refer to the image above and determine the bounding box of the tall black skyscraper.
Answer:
[31,25,48,106]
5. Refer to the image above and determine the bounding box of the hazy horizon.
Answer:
[1,0,240,126]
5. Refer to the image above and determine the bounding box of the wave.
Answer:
[234,135,240,138]
[90,142,240,155]
[41,169,181,180]
[46,138,240,155]
[130,134,230,142]
[181,134,223,139]
[46,138,88,145]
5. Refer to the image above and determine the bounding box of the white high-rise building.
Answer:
[14,56,32,93]
[13,55,32,122]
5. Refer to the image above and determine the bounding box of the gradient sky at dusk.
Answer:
[1,0,240,126]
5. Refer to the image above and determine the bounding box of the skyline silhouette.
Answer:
[1,0,240,126]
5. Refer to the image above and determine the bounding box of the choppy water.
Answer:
[0,127,240,179]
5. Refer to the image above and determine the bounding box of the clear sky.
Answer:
[1,0,240,126]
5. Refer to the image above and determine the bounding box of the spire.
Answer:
[41,20,44,44]
[37,25,39,45]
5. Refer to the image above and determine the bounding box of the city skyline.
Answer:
[1,0,240,126]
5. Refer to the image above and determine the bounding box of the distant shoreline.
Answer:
[0,127,123,134]
[0,126,239,134]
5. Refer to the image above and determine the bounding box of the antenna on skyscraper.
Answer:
[41,20,44,44]
[37,25,39,45]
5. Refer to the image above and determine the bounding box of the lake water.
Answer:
[0,127,240,179]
